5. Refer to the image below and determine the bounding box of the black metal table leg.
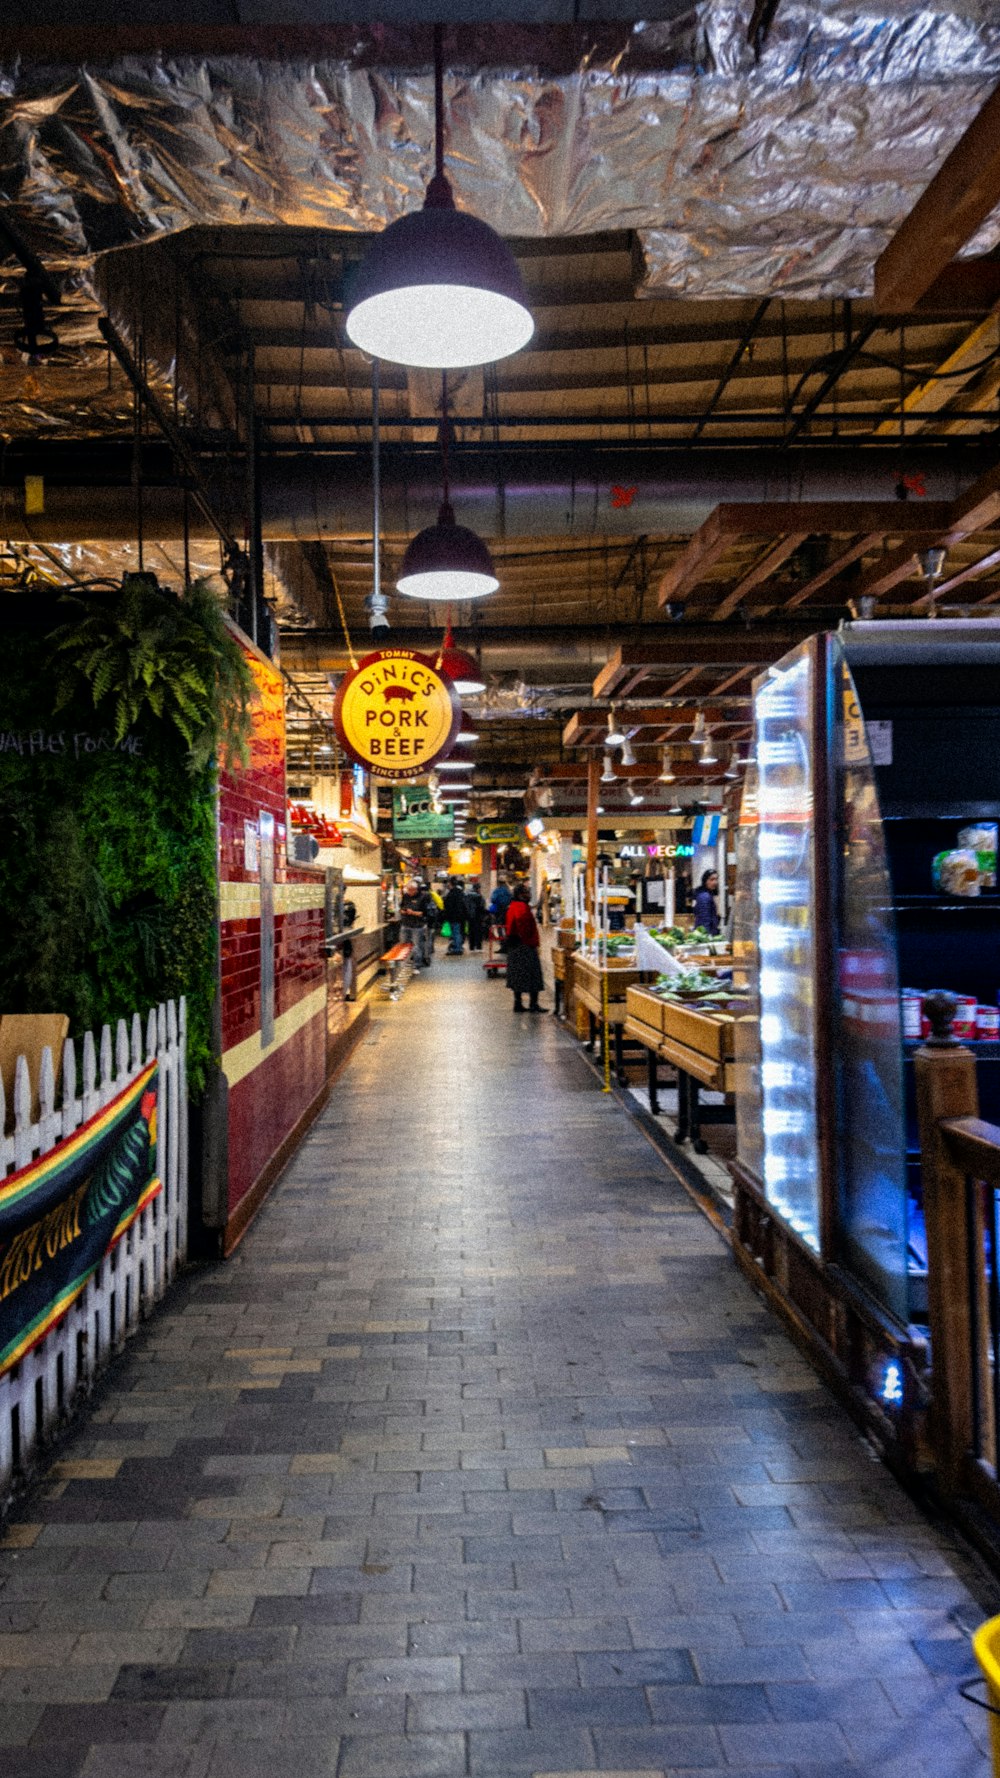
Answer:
[614,1023,625,1085]
[587,1011,596,1053]
[690,1076,708,1153]
[674,1069,689,1143]
[647,1044,659,1116]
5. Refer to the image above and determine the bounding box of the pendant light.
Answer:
[600,751,616,783]
[629,788,645,807]
[690,709,707,750]
[455,713,479,744]
[396,376,499,602]
[345,26,533,369]
[605,706,625,747]
[658,745,675,783]
[700,726,719,766]
[434,620,486,693]
[620,735,637,768]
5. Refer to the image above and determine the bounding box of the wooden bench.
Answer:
[380,942,414,1001]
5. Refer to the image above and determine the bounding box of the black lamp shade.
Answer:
[345,205,534,370]
[397,504,499,601]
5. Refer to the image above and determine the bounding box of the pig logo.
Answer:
[383,685,416,704]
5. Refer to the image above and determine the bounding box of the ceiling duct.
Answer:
[1,9,999,314]
[3,444,989,543]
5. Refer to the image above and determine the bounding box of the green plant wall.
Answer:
[0,594,220,1096]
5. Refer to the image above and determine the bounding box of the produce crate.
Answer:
[660,999,738,1061]
[626,985,670,1034]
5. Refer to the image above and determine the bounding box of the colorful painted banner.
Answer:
[0,1061,160,1376]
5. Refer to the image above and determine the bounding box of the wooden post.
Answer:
[913,990,984,1490]
[585,754,600,944]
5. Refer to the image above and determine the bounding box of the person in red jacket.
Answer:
[505,882,546,1013]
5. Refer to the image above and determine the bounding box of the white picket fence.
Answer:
[0,999,188,1502]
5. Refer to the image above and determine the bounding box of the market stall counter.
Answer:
[571,953,653,1083]
[627,984,748,1150]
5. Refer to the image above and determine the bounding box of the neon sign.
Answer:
[620,842,694,860]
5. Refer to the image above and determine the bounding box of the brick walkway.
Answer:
[1,956,996,1778]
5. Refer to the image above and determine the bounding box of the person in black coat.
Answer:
[465,884,487,951]
[693,869,721,936]
[443,879,469,954]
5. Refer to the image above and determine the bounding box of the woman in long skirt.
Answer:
[504,882,546,1013]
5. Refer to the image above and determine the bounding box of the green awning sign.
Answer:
[392,788,455,839]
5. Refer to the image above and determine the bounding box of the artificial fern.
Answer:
[52,574,257,772]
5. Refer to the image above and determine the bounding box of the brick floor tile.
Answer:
[0,964,989,1778]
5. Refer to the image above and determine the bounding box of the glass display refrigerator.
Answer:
[732,623,1000,1438]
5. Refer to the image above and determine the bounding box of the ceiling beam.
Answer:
[711,533,809,621]
[562,703,752,749]
[874,311,1000,437]
[656,499,954,608]
[874,81,1000,313]
[593,628,824,698]
[781,532,883,609]
[857,457,1000,598]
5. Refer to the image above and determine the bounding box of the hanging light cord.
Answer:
[331,566,357,670]
[426,24,452,210]
[440,368,451,512]
[372,356,381,608]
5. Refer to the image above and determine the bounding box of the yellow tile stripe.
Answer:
[219,881,325,921]
[221,984,327,1088]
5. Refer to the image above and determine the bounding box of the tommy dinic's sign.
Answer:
[333,650,462,782]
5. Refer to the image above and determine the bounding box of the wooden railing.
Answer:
[915,990,1000,1520]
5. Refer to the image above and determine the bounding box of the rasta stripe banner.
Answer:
[0,1061,160,1376]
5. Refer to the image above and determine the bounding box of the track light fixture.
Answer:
[605,706,625,747]
[345,26,533,369]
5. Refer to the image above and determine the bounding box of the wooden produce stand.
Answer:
[626,986,743,1151]
[572,954,652,1083]
[551,924,577,1019]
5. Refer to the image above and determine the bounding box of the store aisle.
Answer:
[0,958,995,1778]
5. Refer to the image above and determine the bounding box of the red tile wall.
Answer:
[216,636,332,1224]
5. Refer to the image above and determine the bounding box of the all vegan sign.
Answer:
[333,650,461,782]
[0,1063,160,1377]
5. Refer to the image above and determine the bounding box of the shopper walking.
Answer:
[399,878,431,968]
[693,868,721,936]
[505,881,546,1013]
[443,878,469,955]
[465,883,487,951]
[489,878,512,925]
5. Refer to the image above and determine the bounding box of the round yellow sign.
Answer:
[333,649,461,782]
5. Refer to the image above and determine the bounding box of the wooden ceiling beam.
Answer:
[711,533,809,621]
[781,531,883,608]
[874,81,1000,314]
[562,702,752,748]
[543,760,732,783]
[858,459,1000,598]
[593,628,822,697]
[655,500,953,607]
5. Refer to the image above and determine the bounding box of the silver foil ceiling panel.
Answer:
[1,4,999,305]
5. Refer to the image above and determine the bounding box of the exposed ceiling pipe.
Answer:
[4,445,990,544]
[281,620,839,678]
